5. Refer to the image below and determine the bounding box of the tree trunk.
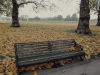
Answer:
[75,0,92,35]
[96,11,100,26]
[11,0,20,27]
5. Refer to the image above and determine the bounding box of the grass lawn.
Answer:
[0,21,100,75]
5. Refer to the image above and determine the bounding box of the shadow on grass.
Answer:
[91,30,100,36]
[0,55,5,60]
[65,29,100,36]
[65,29,76,33]
[90,52,100,59]
[0,54,15,61]
[6,54,15,58]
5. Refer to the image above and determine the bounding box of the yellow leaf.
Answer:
[0,65,4,73]
[7,72,13,75]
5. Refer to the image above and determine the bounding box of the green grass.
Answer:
[27,19,97,25]
[0,20,97,25]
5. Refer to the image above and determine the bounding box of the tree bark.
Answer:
[75,0,92,35]
[11,0,20,27]
[96,11,100,26]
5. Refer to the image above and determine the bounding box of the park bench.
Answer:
[14,39,85,74]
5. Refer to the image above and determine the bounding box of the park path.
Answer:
[21,58,100,75]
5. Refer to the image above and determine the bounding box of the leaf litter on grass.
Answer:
[0,22,100,75]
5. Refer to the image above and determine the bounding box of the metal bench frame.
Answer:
[14,39,85,75]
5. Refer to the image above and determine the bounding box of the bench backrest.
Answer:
[14,39,76,59]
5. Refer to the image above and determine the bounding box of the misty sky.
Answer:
[19,0,97,19]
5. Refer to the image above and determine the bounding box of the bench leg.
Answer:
[17,67,20,75]
[53,62,58,68]
[17,71,20,75]
[53,61,62,68]
[80,56,84,61]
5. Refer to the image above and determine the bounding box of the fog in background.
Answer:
[0,0,97,20]
[19,0,97,19]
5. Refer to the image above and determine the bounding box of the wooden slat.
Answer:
[18,49,68,59]
[18,49,69,56]
[15,39,76,58]
[18,51,84,65]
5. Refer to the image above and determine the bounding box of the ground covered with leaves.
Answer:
[0,22,100,75]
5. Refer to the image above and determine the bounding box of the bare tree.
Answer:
[11,0,57,27]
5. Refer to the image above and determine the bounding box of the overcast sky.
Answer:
[19,0,97,19]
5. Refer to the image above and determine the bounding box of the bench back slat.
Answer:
[15,39,76,58]
[17,49,69,58]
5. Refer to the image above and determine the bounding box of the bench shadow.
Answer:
[20,58,91,75]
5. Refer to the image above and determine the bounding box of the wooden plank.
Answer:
[18,51,85,66]
[18,49,68,59]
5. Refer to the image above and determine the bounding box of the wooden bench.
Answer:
[14,39,85,74]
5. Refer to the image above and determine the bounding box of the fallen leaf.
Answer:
[62,70,66,73]
[31,71,38,75]
[95,56,98,59]
[7,72,13,75]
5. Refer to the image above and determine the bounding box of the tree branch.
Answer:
[18,0,58,13]
[18,1,39,6]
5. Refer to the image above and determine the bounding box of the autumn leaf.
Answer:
[7,72,13,75]
[95,56,98,59]
[62,70,66,73]
[0,22,100,75]
[31,71,38,75]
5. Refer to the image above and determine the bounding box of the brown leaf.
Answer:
[31,71,38,75]
[62,70,66,73]
[95,56,98,59]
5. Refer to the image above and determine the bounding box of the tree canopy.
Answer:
[89,0,98,13]
[1,0,99,16]
[0,0,12,16]
[0,0,58,16]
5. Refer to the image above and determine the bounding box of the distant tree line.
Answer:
[28,13,78,21]
[65,13,78,21]
[18,13,78,21]
[0,13,96,22]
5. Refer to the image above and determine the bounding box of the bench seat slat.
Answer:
[18,51,85,67]
[17,49,70,58]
